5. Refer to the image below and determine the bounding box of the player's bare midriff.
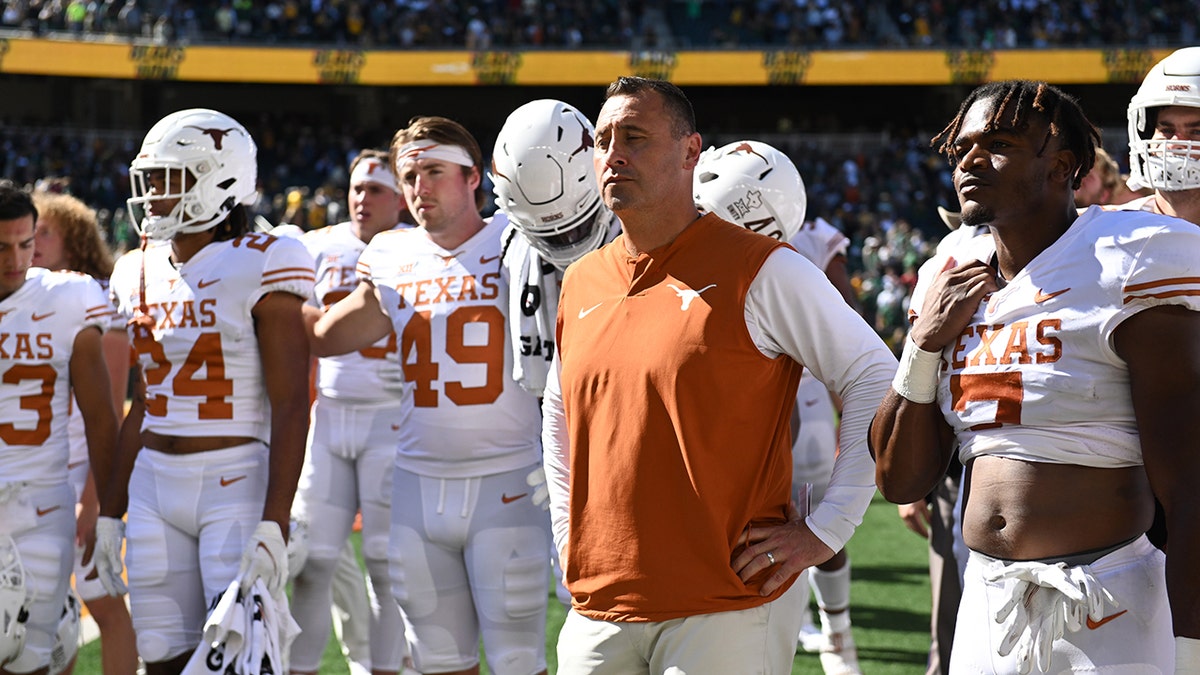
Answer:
[962,455,1155,561]
[141,430,260,454]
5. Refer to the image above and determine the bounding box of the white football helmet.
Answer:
[0,535,29,668]
[694,140,807,241]
[128,108,258,240]
[491,99,612,271]
[1128,47,1200,192]
[47,590,81,675]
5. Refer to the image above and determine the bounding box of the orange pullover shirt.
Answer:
[556,214,803,622]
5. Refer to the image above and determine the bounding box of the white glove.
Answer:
[93,516,127,597]
[525,467,549,510]
[237,521,287,598]
[988,561,1115,675]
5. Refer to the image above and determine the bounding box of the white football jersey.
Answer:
[302,222,407,402]
[0,268,112,485]
[110,233,315,440]
[789,217,849,272]
[912,206,1200,468]
[357,217,542,478]
[66,277,124,470]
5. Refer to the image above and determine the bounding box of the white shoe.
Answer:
[817,628,863,675]
[347,660,372,675]
[797,610,824,653]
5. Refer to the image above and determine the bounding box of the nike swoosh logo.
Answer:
[32,311,56,321]
[578,302,602,319]
[1086,609,1127,630]
[197,278,221,289]
[501,492,528,504]
[391,424,401,431]
[1034,287,1070,303]
[67,459,88,470]
[479,254,501,265]
[803,398,820,407]
[36,505,61,517]
[219,475,247,487]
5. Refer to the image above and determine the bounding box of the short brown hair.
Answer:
[389,116,485,211]
[605,77,696,138]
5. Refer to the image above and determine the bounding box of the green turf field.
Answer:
[76,492,932,674]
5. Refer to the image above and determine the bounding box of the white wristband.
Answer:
[1178,636,1200,673]
[892,336,942,404]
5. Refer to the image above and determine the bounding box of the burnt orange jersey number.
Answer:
[401,306,504,407]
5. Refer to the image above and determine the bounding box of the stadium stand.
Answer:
[1,0,1196,50]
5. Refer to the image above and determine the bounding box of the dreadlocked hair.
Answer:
[932,80,1101,190]
[211,204,251,242]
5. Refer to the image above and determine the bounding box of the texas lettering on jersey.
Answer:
[356,218,541,478]
[948,319,1062,368]
[110,233,315,439]
[0,268,112,484]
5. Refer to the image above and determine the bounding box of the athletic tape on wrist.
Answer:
[892,336,941,404]
[1178,635,1200,671]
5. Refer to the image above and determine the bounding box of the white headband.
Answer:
[394,140,475,168]
[350,157,399,192]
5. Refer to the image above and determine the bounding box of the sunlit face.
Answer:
[0,215,36,300]
[1152,105,1200,144]
[398,157,480,234]
[349,178,405,239]
[1074,164,1111,208]
[1151,105,1200,163]
[949,97,1059,228]
[593,91,699,216]
[33,215,67,270]
[143,168,190,218]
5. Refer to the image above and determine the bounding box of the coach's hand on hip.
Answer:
[732,503,834,596]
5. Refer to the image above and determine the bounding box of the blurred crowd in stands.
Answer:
[1,0,1195,50]
[0,116,986,350]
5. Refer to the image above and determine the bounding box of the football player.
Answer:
[873,80,1200,672]
[94,109,315,675]
[30,191,137,675]
[309,116,550,675]
[489,99,621,609]
[693,139,863,675]
[0,180,119,675]
[1124,46,1200,225]
[290,149,413,675]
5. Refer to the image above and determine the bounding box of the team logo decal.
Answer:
[185,126,241,150]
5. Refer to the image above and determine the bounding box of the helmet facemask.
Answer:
[1127,47,1200,192]
[492,99,612,271]
[127,108,257,241]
